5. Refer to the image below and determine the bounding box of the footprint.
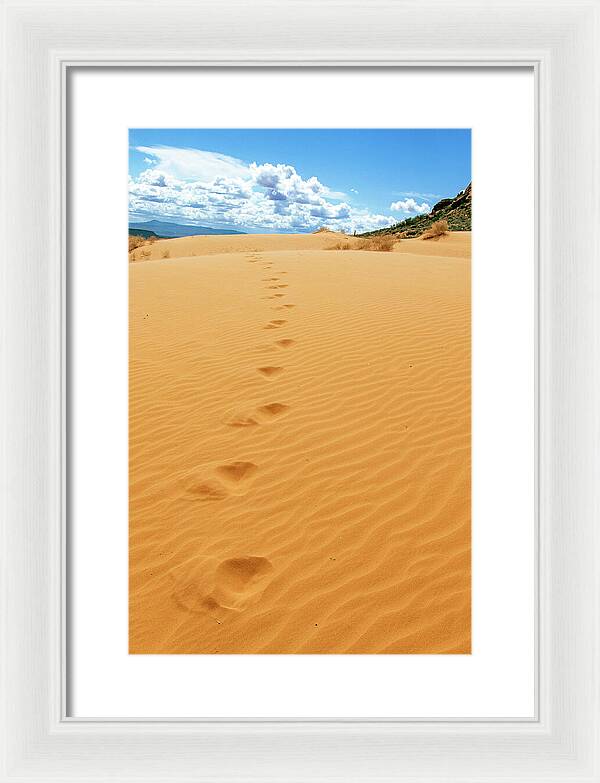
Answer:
[276,284,288,288]
[211,556,274,610]
[171,555,274,616]
[276,339,295,348]
[224,402,291,428]
[258,402,290,417]
[262,277,279,282]
[215,461,258,483]
[263,319,287,329]
[181,461,257,499]
[282,304,295,309]
[180,477,229,502]
[257,366,284,377]
[223,413,259,428]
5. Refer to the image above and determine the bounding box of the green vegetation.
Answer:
[128,228,162,240]
[360,183,471,239]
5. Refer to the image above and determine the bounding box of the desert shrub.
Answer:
[326,241,354,250]
[129,234,160,254]
[420,219,448,240]
[129,235,147,252]
[359,236,397,251]
[161,249,170,259]
[140,247,151,259]
[326,236,397,251]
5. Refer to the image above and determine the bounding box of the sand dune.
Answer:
[129,230,346,262]
[129,232,471,653]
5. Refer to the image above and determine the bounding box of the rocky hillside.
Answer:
[361,183,471,238]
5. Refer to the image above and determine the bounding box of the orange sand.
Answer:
[129,232,471,653]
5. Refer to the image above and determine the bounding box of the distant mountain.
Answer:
[360,183,471,238]
[129,220,245,238]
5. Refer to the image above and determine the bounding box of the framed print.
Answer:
[68,67,534,720]
[1,1,599,781]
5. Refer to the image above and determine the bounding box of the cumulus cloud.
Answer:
[137,169,177,188]
[390,198,431,215]
[129,147,396,234]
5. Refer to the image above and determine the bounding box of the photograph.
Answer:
[128,128,472,654]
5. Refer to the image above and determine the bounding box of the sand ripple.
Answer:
[129,234,471,653]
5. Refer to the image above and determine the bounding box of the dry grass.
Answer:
[420,219,448,240]
[129,234,159,252]
[129,234,163,262]
[360,236,397,251]
[161,249,170,259]
[326,235,398,252]
[129,235,147,252]
[326,241,354,250]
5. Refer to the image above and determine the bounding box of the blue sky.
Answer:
[129,129,471,234]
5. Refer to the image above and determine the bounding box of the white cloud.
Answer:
[390,198,431,215]
[136,146,249,183]
[130,147,396,234]
[394,190,440,200]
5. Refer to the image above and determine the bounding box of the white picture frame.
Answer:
[1,0,598,780]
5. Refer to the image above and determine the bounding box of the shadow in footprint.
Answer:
[258,402,290,417]
[215,461,258,483]
[263,320,287,329]
[276,339,295,348]
[181,460,257,500]
[224,402,291,428]
[223,414,259,428]
[257,366,284,377]
[180,477,229,502]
